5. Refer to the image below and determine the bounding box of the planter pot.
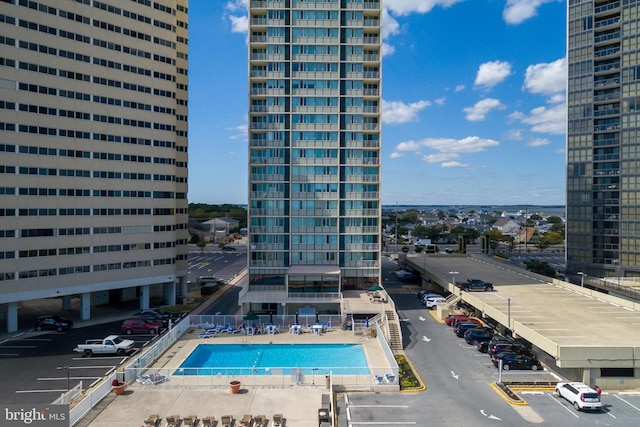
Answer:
[229,381,241,394]
[112,384,126,395]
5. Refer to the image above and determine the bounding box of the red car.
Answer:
[121,318,161,335]
[445,314,469,326]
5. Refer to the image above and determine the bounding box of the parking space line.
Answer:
[614,394,640,412]
[0,353,20,356]
[0,345,36,348]
[349,423,417,425]
[348,405,409,408]
[16,389,68,394]
[38,376,101,381]
[546,393,579,418]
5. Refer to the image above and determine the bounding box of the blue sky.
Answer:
[187,0,566,206]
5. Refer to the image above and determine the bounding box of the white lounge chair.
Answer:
[385,373,396,384]
[374,374,384,384]
[199,330,215,338]
[141,373,167,385]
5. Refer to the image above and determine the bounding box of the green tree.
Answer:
[399,210,419,224]
[529,213,543,221]
[190,234,200,244]
[196,240,208,254]
[546,215,562,224]
[525,260,556,278]
[412,225,430,239]
[401,246,410,253]
[414,245,424,253]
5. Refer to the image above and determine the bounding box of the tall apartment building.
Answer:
[0,0,189,332]
[566,0,640,279]
[245,0,382,316]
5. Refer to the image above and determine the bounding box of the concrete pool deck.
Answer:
[77,324,396,427]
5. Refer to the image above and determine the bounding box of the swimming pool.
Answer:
[174,343,369,376]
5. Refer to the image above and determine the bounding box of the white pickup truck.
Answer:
[74,335,135,357]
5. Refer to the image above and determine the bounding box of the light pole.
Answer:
[449,271,459,286]
[57,366,70,391]
[578,272,586,287]
[507,298,511,332]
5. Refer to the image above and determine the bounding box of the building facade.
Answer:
[0,0,189,331]
[567,0,631,278]
[246,0,382,316]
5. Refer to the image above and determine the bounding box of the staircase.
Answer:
[385,310,403,352]
[444,293,462,309]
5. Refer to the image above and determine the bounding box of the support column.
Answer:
[582,368,592,386]
[140,284,150,310]
[179,276,188,304]
[163,281,177,307]
[6,302,18,333]
[80,293,91,321]
[62,295,72,311]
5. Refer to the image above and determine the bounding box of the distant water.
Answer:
[382,205,566,217]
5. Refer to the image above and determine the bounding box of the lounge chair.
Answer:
[141,373,167,385]
[143,414,160,426]
[182,415,197,426]
[323,321,331,332]
[216,323,231,333]
[199,330,216,338]
[273,413,284,427]
[165,415,181,427]
[245,326,255,335]
[201,416,215,427]
[227,324,244,334]
[239,414,253,426]
[385,373,396,384]
[374,374,384,384]
[253,415,267,427]
[221,415,233,427]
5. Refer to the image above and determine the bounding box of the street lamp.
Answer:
[449,271,459,286]
[578,272,586,287]
[57,366,70,391]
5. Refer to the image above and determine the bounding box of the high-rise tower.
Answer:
[0,0,189,331]
[246,0,382,315]
[566,0,632,278]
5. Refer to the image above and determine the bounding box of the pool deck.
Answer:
[79,325,395,427]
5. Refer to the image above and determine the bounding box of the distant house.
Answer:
[492,218,520,236]
[201,217,240,242]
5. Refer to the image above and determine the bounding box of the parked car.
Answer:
[453,317,482,329]
[489,343,533,358]
[121,318,162,335]
[445,314,469,327]
[555,382,603,411]
[477,339,491,353]
[135,309,170,326]
[464,328,495,345]
[222,246,236,252]
[455,322,486,338]
[455,279,494,292]
[426,297,447,309]
[421,293,443,304]
[35,315,73,331]
[492,352,543,371]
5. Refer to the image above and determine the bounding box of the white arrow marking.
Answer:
[480,410,501,421]
[450,371,458,380]
[418,316,425,321]
[422,336,431,342]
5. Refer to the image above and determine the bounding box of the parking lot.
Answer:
[0,320,160,405]
[337,277,640,426]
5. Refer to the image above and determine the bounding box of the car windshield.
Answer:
[583,393,599,400]
[112,336,124,344]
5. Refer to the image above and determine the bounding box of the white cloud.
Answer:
[442,161,469,168]
[382,43,396,56]
[385,0,466,16]
[382,99,431,124]
[382,8,401,40]
[505,129,524,141]
[391,136,500,166]
[474,61,512,89]
[225,0,248,12]
[518,103,566,134]
[463,98,505,122]
[524,58,566,95]
[503,0,555,25]
[526,138,551,147]
[434,97,446,106]
[227,123,248,141]
[455,85,466,93]
[229,15,248,33]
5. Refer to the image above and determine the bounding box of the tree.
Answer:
[525,260,556,278]
[529,213,543,221]
[412,225,430,239]
[546,215,562,224]
[414,245,424,253]
[399,210,419,224]
[401,246,410,253]
[196,240,208,254]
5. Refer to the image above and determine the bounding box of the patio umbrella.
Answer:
[368,285,383,291]
[365,317,369,328]
[243,312,259,321]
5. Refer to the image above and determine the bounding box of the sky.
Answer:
[187,0,567,206]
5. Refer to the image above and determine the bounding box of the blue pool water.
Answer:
[174,343,369,376]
